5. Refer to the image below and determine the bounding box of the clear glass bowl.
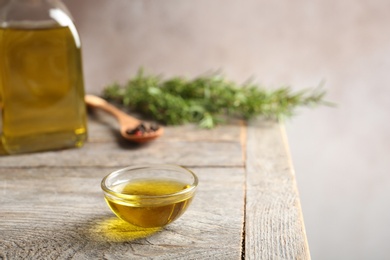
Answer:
[101,164,198,228]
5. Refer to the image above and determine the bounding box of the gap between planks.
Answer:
[240,120,248,259]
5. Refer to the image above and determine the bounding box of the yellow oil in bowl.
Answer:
[102,165,198,228]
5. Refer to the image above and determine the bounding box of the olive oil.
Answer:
[105,179,193,228]
[0,25,87,154]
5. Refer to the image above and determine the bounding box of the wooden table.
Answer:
[0,109,310,259]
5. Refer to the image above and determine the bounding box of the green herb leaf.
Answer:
[102,69,331,128]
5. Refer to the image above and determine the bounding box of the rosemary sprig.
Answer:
[102,69,330,128]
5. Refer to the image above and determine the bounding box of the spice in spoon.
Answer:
[126,123,160,136]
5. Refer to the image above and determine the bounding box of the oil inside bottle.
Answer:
[105,179,193,228]
[0,25,87,154]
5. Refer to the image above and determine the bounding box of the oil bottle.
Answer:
[0,0,87,154]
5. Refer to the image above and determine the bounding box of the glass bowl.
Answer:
[101,164,198,228]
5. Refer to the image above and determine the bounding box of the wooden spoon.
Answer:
[85,95,163,143]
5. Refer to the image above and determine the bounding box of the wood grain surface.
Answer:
[0,110,309,259]
[245,120,310,259]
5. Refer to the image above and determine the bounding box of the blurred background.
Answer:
[2,0,389,258]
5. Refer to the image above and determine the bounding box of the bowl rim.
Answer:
[101,164,198,200]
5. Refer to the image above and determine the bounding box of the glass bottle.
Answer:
[0,0,87,154]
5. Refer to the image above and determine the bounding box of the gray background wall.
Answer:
[3,0,390,258]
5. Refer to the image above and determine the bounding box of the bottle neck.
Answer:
[1,0,72,29]
[11,0,52,3]
[7,0,59,11]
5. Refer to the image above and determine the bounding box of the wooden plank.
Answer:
[0,114,244,168]
[0,167,244,259]
[0,140,243,168]
[244,119,310,259]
